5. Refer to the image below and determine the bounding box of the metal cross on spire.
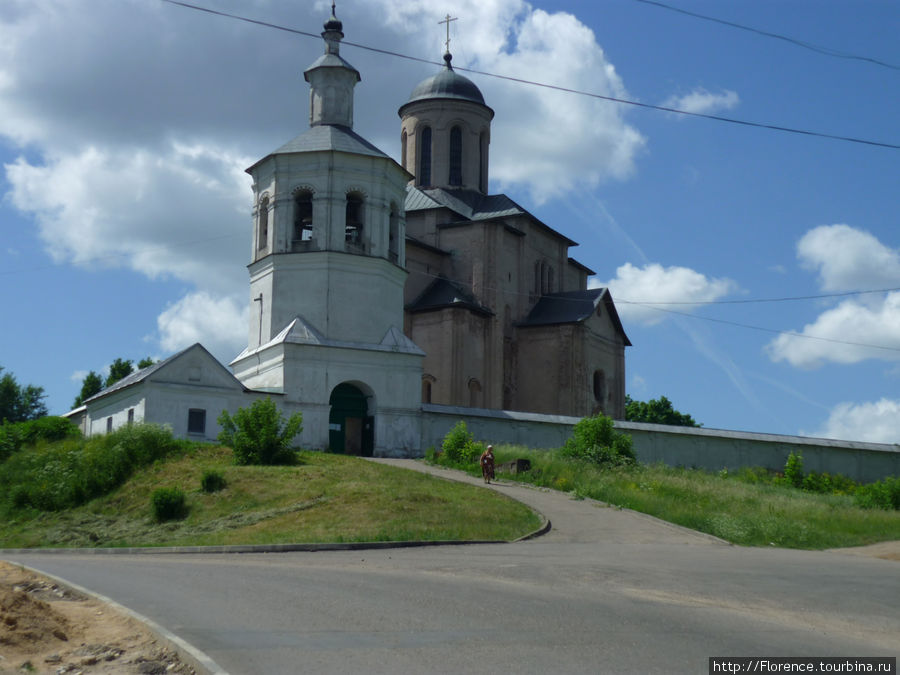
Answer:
[439,14,457,55]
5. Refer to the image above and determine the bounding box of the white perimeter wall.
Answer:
[421,404,900,483]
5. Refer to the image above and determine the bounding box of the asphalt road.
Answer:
[4,460,898,674]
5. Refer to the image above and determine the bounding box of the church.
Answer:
[69,9,630,456]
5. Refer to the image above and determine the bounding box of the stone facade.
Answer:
[399,53,630,419]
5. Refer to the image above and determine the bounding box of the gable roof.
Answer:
[406,277,494,316]
[518,288,632,345]
[84,344,247,404]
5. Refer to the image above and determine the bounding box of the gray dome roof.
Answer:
[405,54,486,107]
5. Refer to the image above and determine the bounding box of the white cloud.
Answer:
[369,0,646,203]
[766,226,900,368]
[592,262,736,325]
[797,224,900,291]
[5,143,251,294]
[808,398,900,444]
[766,291,900,368]
[662,88,739,116]
[156,291,247,364]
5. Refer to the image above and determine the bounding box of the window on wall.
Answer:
[468,378,483,408]
[400,130,408,171]
[127,408,134,425]
[345,192,364,246]
[449,126,462,186]
[593,370,606,406]
[418,126,432,186]
[257,196,269,250]
[479,131,488,192]
[293,190,314,244]
[421,376,434,404]
[389,202,400,263]
[106,417,113,433]
[188,409,206,435]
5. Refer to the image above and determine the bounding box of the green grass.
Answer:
[481,445,900,549]
[0,445,541,549]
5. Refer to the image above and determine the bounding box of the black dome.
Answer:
[405,54,486,106]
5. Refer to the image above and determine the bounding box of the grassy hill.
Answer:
[0,444,541,549]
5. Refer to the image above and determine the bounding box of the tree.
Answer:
[105,358,134,387]
[0,366,48,423]
[625,395,700,427]
[73,370,104,408]
[217,398,303,465]
[137,357,157,369]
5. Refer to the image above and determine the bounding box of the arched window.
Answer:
[345,192,364,246]
[293,189,314,245]
[388,202,400,263]
[257,196,269,250]
[534,260,541,295]
[593,370,607,405]
[449,126,462,186]
[421,375,435,404]
[468,378,482,408]
[479,131,488,192]
[418,126,432,186]
[400,130,408,171]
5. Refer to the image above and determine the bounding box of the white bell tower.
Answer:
[231,7,424,457]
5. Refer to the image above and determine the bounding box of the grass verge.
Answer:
[471,445,900,549]
[0,445,541,548]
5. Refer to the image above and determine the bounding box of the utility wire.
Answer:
[631,0,900,72]
[158,0,899,150]
[629,303,900,354]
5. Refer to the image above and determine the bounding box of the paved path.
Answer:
[5,460,898,674]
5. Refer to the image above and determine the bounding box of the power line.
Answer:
[628,303,900,354]
[631,0,900,72]
[616,287,900,306]
[157,0,899,150]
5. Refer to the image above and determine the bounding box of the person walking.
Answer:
[480,444,495,484]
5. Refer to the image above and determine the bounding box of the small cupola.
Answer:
[304,3,360,128]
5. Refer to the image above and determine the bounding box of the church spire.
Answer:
[304,3,360,128]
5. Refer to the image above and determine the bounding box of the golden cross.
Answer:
[439,14,458,54]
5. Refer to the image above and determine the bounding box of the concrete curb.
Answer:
[4,560,229,675]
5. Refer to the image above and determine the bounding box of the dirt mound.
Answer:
[0,562,195,674]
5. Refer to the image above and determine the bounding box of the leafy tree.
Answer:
[217,398,303,465]
[73,370,104,408]
[0,366,48,423]
[625,395,700,427]
[137,357,157,369]
[105,358,134,387]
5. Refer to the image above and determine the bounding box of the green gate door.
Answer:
[328,383,373,456]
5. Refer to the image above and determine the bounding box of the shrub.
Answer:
[854,476,900,511]
[441,421,473,464]
[0,417,80,462]
[151,487,187,522]
[218,398,303,466]
[201,470,227,493]
[560,414,635,468]
[783,452,804,488]
[0,423,182,512]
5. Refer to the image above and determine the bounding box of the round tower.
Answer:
[398,52,494,193]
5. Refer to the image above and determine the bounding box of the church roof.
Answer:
[400,53,492,113]
[247,125,390,173]
[406,186,578,246]
[406,277,493,316]
[519,288,632,345]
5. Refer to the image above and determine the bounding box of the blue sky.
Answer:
[1,0,898,441]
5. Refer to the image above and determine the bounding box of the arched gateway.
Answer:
[329,383,374,456]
